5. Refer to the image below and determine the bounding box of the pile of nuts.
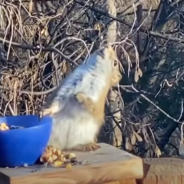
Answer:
[0,123,9,130]
[39,146,78,168]
[0,123,25,130]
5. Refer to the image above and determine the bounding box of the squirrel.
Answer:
[40,46,122,151]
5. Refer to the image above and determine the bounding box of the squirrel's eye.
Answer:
[114,60,118,67]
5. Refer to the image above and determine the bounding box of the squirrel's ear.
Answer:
[103,45,113,54]
[103,46,118,62]
[96,46,118,65]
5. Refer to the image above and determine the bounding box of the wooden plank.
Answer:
[140,158,184,184]
[0,143,143,184]
[103,158,184,184]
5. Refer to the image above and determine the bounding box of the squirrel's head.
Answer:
[87,46,122,87]
[100,46,122,87]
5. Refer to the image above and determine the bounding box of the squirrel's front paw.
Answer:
[39,101,60,119]
[39,108,53,119]
[75,92,87,103]
[75,92,94,113]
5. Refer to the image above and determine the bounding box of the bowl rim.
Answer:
[0,115,52,132]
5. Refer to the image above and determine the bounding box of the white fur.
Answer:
[52,49,113,103]
[48,98,99,150]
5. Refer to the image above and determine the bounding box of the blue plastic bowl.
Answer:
[0,115,52,167]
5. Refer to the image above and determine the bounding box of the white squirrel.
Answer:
[40,46,122,151]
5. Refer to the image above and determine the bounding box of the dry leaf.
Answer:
[155,145,161,158]
[125,137,133,151]
[134,67,143,82]
[41,28,48,37]
[131,133,136,145]
[142,127,149,143]
[138,67,143,77]
[94,23,102,31]
[44,28,49,37]
[29,0,33,14]
[179,140,184,156]
[134,70,139,82]
[125,138,129,150]
[134,131,143,142]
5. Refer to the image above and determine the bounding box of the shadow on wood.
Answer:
[102,162,150,184]
[136,163,150,184]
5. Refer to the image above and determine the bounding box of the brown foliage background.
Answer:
[1,0,184,159]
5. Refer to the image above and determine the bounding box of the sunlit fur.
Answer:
[42,46,122,151]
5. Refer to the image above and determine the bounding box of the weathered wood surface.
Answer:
[142,158,184,184]
[104,158,184,184]
[0,143,143,184]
